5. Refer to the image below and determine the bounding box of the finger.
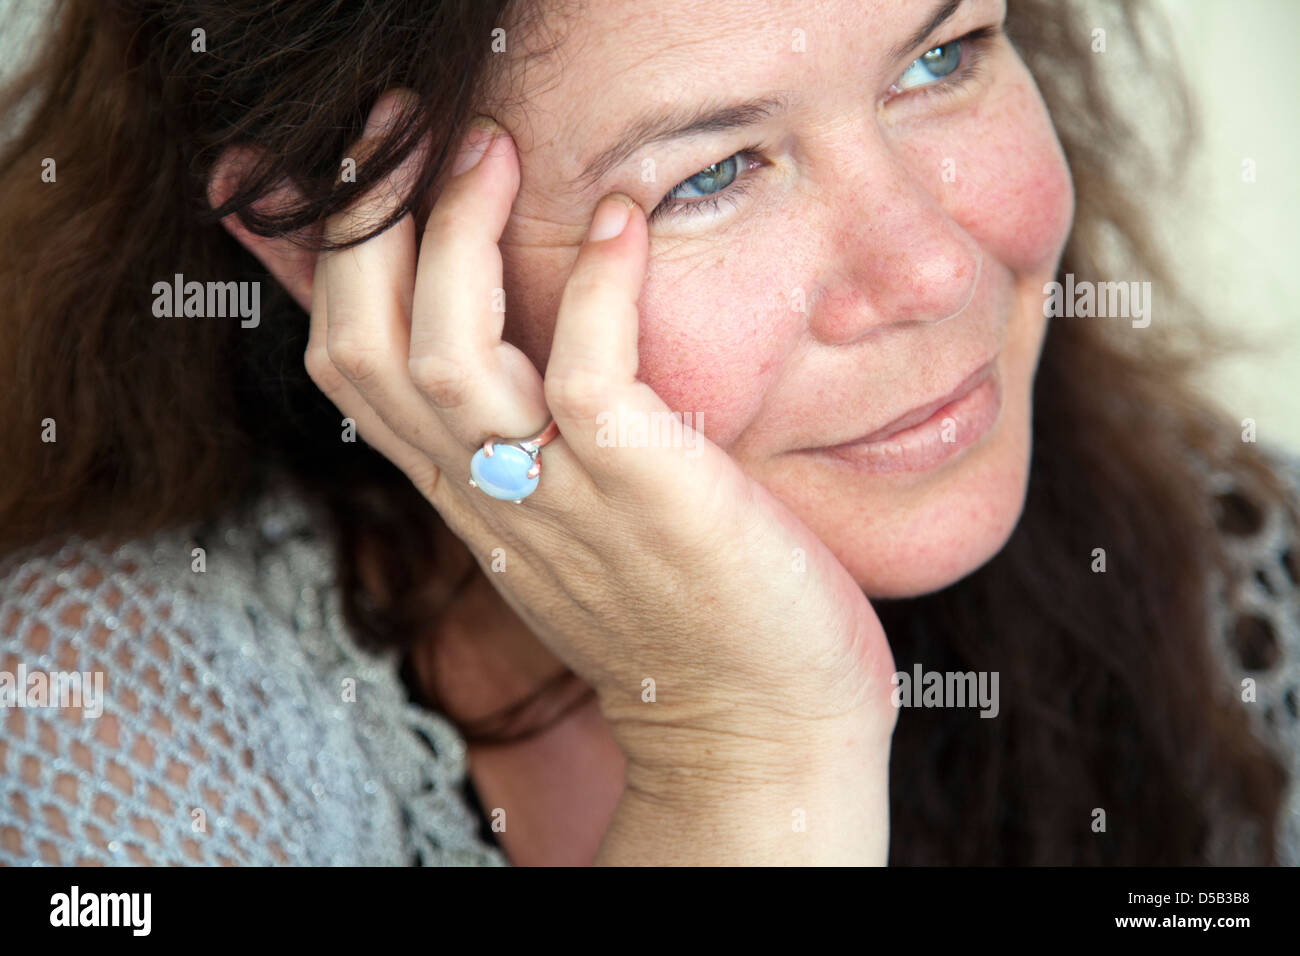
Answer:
[409,117,548,447]
[544,193,712,491]
[319,90,463,467]
[305,257,446,504]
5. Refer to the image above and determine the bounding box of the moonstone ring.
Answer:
[468,419,560,503]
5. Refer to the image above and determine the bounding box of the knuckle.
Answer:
[560,269,608,310]
[544,369,609,418]
[304,344,345,394]
[408,353,471,408]
[328,340,382,386]
[422,201,479,247]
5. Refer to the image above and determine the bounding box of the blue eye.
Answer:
[665,153,743,201]
[895,40,964,91]
[648,149,763,224]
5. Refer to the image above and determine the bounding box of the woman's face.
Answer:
[485,0,1073,597]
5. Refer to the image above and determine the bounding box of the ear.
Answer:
[207,145,317,313]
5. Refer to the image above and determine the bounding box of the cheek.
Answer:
[502,238,802,452]
[632,247,801,448]
[906,72,1074,279]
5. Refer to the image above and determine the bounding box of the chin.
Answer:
[847,431,1032,600]
[759,369,1036,601]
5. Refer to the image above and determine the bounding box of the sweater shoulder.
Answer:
[1197,442,1300,864]
[0,475,505,866]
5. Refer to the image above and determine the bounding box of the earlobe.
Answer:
[207,145,317,313]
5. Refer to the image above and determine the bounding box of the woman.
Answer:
[0,0,1296,866]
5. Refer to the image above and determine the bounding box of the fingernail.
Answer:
[452,117,499,176]
[589,194,633,242]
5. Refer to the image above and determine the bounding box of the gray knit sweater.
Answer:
[0,477,505,865]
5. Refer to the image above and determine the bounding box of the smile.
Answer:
[808,360,1003,474]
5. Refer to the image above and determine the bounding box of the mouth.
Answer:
[806,359,1003,474]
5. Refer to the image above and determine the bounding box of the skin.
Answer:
[212,0,1075,864]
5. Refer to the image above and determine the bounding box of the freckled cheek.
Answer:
[500,244,797,452]
[634,259,800,448]
[970,129,1074,277]
[909,102,1074,278]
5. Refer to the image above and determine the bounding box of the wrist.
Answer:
[597,725,893,865]
[596,682,896,780]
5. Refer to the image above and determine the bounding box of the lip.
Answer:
[808,360,1003,474]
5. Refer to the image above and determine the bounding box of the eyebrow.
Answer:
[888,0,966,62]
[570,92,794,191]
[570,0,968,191]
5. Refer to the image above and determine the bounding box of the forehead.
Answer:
[485,0,901,166]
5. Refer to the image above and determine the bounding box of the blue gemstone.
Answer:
[470,444,540,501]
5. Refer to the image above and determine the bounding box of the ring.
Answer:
[467,419,560,503]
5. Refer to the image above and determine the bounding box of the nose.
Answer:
[806,149,981,346]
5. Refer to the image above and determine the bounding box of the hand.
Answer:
[306,92,898,810]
